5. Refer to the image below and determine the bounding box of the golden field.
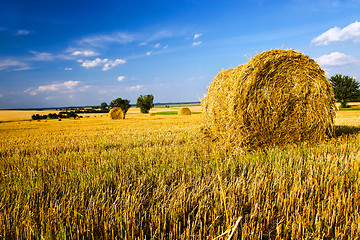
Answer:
[1,109,360,239]
[0,106,203,121]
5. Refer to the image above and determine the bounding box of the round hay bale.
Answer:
[150,113,156,117]
[109,107,124,119]
[202,49,336,152]
[178,107,191,115]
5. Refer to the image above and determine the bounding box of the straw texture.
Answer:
[202,49,336,152]
[179,107,191,115]
[109,107,124,120]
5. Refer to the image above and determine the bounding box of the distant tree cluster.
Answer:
[136,94,154,113]
[329,74,360,108]
[106,95,154,118]
[31,111,80,120]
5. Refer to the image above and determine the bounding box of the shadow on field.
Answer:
[334,125,360,137]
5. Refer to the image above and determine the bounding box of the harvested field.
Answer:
[1,110,360,239]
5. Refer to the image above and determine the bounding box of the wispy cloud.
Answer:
[290,0,359,11]
[71,50,99,57]
[74,29,176,49]
[154,43,161,48]
[16,29,32,36]
[316,52,360,66]
[126,85,144,91]
[30,51,54,61]
[312,21,360,45]
[0,59,31,71]
[147,29,173,42]
[77,32,135,47]
[80,58,126,71]
[64,67,72,71]
[192,41,202,46]
[146,51,152,56]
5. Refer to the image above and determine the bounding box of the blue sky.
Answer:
[1,0,360,108]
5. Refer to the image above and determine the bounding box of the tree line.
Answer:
[107,94,154,118]
[31,94,155,120]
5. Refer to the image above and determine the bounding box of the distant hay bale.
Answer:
[150,113,156,117]
[109,107,124,120]
[202,49,336,152]
[178,107,191,115]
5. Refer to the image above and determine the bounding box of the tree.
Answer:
[100,102,108,110]
[136,94,154,113]
[329,74,360,108]
[109,98,131,118]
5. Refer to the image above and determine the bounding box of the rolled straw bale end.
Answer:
[109,107,124,120]
[178,107,191,115]
[202,49,336,152]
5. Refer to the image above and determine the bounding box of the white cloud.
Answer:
[26,81,84,96]
[64,67,72,71]
[163,45,168,49]
[71,50,99,57]
[315,52,360,66]
[312,21,360,45]
[139,42,147,46]
[146,51,152,56]
[117,76,125,82]
[102,59,126,71]
[126,85,144,91]
[0,59,30,71]
[194,33,202,39]
[38,81,80,92]
[192,41,202,46]
[16,29,31,35]
[154,43,161,48]
[81,58,126,71]
[81,58,108,68]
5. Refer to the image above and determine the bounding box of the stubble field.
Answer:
[1,109,360,239]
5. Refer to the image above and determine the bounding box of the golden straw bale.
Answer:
[109,107,124,120]
[202,49,336,152]
[178,107,191,115]
[150,113,156,117]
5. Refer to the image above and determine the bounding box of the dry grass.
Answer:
[202,49,335,152]
[1,112,360,239]
[0,110,59,121]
